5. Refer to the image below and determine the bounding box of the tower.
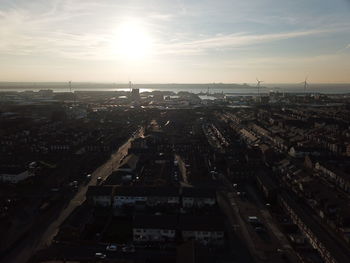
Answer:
[131,88,140,102]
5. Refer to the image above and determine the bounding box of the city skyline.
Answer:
[0,0,350,83]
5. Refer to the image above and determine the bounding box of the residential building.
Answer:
[0,168,33,184]
[181,187,216,208]
[86,186,114,207]
[133,215,177,242]
[179,216,225,246]
[113,186,180,208]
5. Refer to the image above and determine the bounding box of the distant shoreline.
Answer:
[1,82,350,86]
[0,82,349,94]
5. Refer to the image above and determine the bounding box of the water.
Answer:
[0,82,349,94]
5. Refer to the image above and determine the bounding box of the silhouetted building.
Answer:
[131,88,140,102]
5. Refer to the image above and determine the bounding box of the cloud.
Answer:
[0,1,116,59]
[148,13,174,21]
[155,28,345,55]
[0,0,348,62]
[335,43,350,53]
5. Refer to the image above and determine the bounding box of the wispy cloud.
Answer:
[148,13,175,21]
[156,27,346,55]
[335,43,350,54]
[0,1,115,59]
[1,0,350,83]
[0,4,345,61]
[0,0,348,60]
[0,1,184,60]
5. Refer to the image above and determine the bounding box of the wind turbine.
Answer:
[129,80,132,92]
[256,78,263,97]
[302,77,309,94]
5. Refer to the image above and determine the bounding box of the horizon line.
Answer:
[1,81,350,85]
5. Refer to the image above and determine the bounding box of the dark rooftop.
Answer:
[133,215,177,229]
[86,185,114,196]
[114,186,180,197]
[179,216,225,231]
[181,187,217,198]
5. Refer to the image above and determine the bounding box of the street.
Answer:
[218,180,301,263]
[0,127,144,263]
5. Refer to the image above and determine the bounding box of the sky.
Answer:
[0,0,350,83]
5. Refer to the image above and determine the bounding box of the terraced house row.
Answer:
[87,185,217,209]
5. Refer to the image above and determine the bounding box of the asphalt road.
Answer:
[217,191,259,263]
[0,127,144,263]
[244,184,300,263]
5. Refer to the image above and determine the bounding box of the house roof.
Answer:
[86,185,114,197]
[0,167,27,175]
[105,170,134,185]
[133,215,177,229]
[181,187,216,198]
[256,172,278,191]
[179,216,225,231]
[119,154,139,170]
[176,241,213,263]
[259,144,270,153]
[318,162,350,182]
[291,145,322,153]
[114,186,180,197]
[280,192,350,263]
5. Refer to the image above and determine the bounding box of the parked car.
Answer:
[106,244,118,251]
[122,245,135,253]
[254,226,266,232]
[97,176,102,185]
[248,216,259,223]
[95,252,106,259]
[85,174,92,184]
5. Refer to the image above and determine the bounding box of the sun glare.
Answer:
[114,20,153,61]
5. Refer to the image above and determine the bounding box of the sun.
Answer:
[114,20,153,61]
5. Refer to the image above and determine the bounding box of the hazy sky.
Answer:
[0,0,350,83]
